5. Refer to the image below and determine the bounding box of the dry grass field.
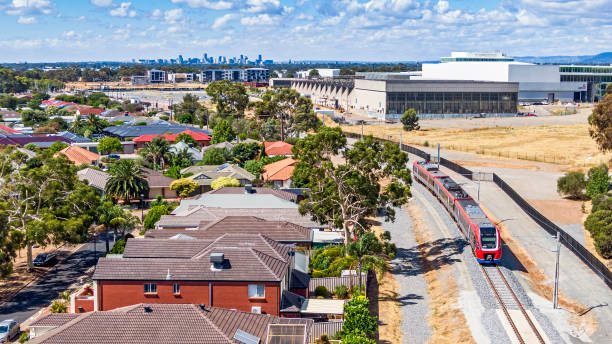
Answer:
[65,81,206,91]
[333,118,611,169]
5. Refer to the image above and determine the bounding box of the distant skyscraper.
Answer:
[178,55,184,64]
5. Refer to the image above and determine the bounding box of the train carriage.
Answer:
[413,160,502,263]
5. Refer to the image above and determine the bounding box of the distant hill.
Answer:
[514,52,612,64]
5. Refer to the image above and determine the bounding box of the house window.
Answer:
[173,283,180,294]
[144,283,157,294]
[248,284,265,298]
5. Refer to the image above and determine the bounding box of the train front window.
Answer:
[480,227,496,249]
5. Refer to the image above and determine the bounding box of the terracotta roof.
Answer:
[143,168,175,187]
[147,216,311,243]
[93,233,291,282]
[58,145,99,165]
[133,130,211,143]
[74,106,105,115]
[28,304,311,344]
[207,186,298,202]
[27,304,232,344]
[264,141,293,156]
[77,168,110,191]
[156,206,322,229]
[262,158,297,182]
[29,314,80,327]
[0,124,19,134]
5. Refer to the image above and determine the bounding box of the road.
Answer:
[0,234,109,323]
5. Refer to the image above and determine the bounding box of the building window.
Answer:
[248,284,265,298]
[173,283,180,294]
[144,283,157,294]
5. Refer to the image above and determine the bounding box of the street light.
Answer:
[140,193,145,221]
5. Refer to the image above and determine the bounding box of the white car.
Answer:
[0,319,19,343]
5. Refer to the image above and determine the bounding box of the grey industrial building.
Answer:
[286,74,518,120]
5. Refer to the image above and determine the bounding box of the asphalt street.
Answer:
[0,234,109,323]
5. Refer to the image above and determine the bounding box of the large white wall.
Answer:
[421,62,516,82]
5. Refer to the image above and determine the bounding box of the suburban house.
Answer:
[103,122,211,141]
[56,131,91,143]
[77,168,110,193]
[27,303,312,344]
[57,145,99,166]
[264,141,293,157]
[0,134,73,148]
[169,141,202,162]
[71,106,105,116]
[171,192,299,214]
[41,100,76,108]
[0,124,19,135]
[262,158,297,188]
[202,141,235,153]
[143,168,177,199]
[73,141,136,154]
[133,130,211,149]
[207,186,301,202]
[91,234,293,315]
[145,215,313,249]
[181,164,255,192]
[0,110,21,122]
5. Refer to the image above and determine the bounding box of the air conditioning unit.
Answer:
[251,306,262,314]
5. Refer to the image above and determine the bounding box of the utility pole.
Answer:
[361,122,364,139]
[477,172,481,202]
[399,131,402,149]
[437,143,440,169]
[553,231,561,309]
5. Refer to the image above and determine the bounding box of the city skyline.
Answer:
[0,0,611,63]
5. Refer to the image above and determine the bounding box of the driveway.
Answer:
[0,234,108,323]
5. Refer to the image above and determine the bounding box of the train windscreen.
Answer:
[480,226,497,249]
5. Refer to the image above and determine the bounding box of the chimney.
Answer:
[245,184,254,194]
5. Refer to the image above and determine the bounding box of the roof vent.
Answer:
[210,252,224,264]
[166,268,172,280]
[144,306,152,313]
[245,184,254,194]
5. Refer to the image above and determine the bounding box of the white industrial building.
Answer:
[421,52,612,102]
[295,69,340,79]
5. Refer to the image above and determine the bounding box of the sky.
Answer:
[0,0,611,63]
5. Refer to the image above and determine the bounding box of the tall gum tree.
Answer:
[292,127,412,247]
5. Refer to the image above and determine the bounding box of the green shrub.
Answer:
[423,140,429,147]
[586,164,610,200]
[334,285,348,299]
[160,115,169,121]
[350,285,365,296]
[50,300,67,313]
[328,256,357,277]
[557,171,586,199]
[315,334,330,344]
[314,285,329,298]
[143,204,170,230]
[311,270,325,278]
[60,291,70,302]
[19,331,29,343]
[584,209,612,259]
[108,238,127,254]
[592,193,612,212]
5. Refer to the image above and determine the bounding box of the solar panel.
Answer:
[234,329,260,344]
[266,324,306,344]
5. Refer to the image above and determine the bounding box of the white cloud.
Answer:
[435,1,449,13]
[62,30,82,39]
[5,0,53,16]
[0,39,42,49]
[164,8,183,24]
[17,16,37,24]
[109,2,136,17]
[189,35,232,47]
[152,9,162,18]
[212,13,238,30]
[240,14,276,26]
[170,0,233,10]
[244,0,281,14]
[91,0,114,7]
[76,15,86,21]
[321,13,344,26]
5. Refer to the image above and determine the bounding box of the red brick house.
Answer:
[92,234,293,315]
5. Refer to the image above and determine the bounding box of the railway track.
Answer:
[480,264,546,344]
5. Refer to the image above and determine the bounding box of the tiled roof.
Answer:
[184,165,255,186]
[29,314,80,327]
[93,234,291,282]
[0,110,20,119]
[77,168,110,191]
[29,304,311,344]
[156,206,323,229]
[202,141,234,152]
[133,130,211,143]
[207,186,298,202]
[103,123,211,138]
[58,146,99,165]
[74,106,105,115]
[169,142,202,161]
[27,304,233,344]
[0,134,73,147]
[0,124,19,134]
[143,168,175,187]
[264,141,293,156]
[262,158,297,182]
[57,131,91,143]
[172,194,297,214]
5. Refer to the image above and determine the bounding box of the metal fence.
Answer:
[343,130,612,289]
[309,275,368,295]
[310,321,344,342]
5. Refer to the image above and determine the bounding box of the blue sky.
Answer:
[0,0,611,63]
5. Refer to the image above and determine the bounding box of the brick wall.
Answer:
[98,280,281,315]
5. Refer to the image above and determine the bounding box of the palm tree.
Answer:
[170,147,194,168]
[86,113,102,133]
[140,137,171,170]
[70,114,84,133]
[104,160,149,203]
[97,199,125,252]
[346,232,387,294]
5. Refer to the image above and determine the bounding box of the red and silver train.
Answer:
[413,160,502,263]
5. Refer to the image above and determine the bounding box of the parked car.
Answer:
[107,154,121,160]
[33,252,57,267]
[526,113,537,117]
[0,319,19,343]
